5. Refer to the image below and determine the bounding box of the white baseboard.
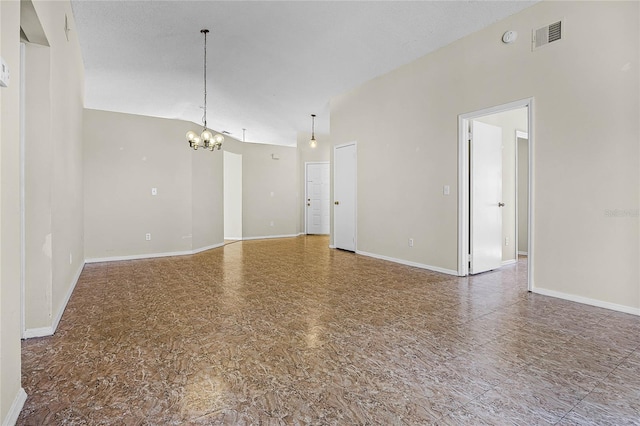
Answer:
[356,250,458,276]
[24,262,84,339]
[224,237,242,241]
[3,387,27,426]
[191,242,225,254]
[518,251,528,256]
[532,287,640,317]
[85,242,225,263]
[23,326,53,339]
[328,244,336,249]
[242,234,298,241]
[86,249,194,263]
[52,263,84,333]
[501,259,517,266]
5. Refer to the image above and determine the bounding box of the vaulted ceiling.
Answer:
[71,1,537,146]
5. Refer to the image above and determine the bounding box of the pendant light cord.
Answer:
[202,29,208,129]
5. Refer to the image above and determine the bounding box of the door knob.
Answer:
[498,202,505,207]
[334,201,340,205]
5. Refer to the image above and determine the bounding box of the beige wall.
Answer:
[3,0,86,420]
[191,145,224,251]
[84,109,224,260]
[297,131,331,234]
[22,0,86,335]
[475,107,528,263]
[1,0,24,421]
[331,1,639,311]
[224,139,298,239]
[85,111,298,258]
[38,0,86,336]
[24,42,53,330]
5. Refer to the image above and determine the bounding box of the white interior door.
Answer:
[470,121,503,274]
[334,143,356,251]
[306,162,330,235]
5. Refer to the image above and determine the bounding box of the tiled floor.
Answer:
[18,236,640,425]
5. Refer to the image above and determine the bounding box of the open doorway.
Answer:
[223,151,242,241]
[458,98,533,291]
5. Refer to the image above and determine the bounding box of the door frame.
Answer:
[20,42,27,337]
[458,98,534,291]
[332,141,357,251]
[304,161,329,235]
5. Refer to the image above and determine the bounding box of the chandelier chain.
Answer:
[185,28,222,151]
[202,29,208,129]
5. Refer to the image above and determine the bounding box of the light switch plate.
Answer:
[0,57,9,87]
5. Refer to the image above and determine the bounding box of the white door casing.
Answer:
[470,120,503,274]
[333,143,357,251]
[458,98,534,290]
[306,162,330,235]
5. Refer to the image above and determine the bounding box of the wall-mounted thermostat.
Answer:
[0,56,9,87]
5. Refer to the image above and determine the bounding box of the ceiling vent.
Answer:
[533,19,563,50]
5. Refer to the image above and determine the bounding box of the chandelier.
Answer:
[186,29,224,151]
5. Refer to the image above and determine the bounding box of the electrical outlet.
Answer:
[505,236,509,246]
[69,253,73,264]
[151,188,157,196]
[146,233,151,241]
[408,238,414,247]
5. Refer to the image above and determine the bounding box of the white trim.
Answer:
[53,263,84,332]
[328,244,336,249]
[356,250,458,276]
[86,250,196,263]
[242,234,298,241]
[518,251,528,256]
[24,262,85,338]
[191,242,225,254]
[527,102,535,292]
[23,326,53,339]
[458,98,534,292]
[20,42,26,338]
[532,287,640,317]
[224,237,242,241]
[2,388,27,426]
[85,243,226,263]
[501,259,517,266]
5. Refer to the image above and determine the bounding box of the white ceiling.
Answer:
[71,0,537,146]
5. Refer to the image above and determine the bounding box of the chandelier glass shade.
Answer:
[186,29,223,151]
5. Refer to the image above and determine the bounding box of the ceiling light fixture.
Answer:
[186,29,224,151]
[309,114,317,148]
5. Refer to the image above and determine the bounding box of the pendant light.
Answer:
[309,114,317,148]
[186,29,224,151]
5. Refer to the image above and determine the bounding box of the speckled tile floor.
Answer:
[18,236,640,425]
